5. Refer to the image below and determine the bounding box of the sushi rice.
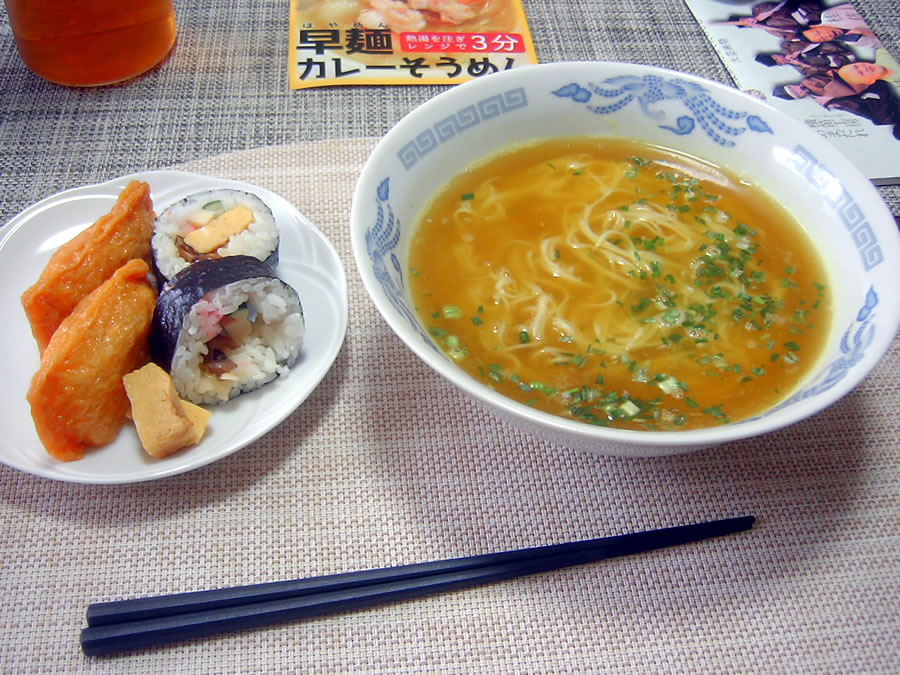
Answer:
[152,189,279,281]
[171,276,304,404]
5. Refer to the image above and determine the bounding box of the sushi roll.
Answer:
[151,256,304,405]
[152,189,279,282]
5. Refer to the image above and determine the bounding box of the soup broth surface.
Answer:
[409,138,831,430]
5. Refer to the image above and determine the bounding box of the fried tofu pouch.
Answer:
[26,259,156,462]
[21,180,155,353]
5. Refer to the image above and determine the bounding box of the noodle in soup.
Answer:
[409,138,831,431]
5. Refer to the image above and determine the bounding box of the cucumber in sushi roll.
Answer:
[152,189,279,282]
[151,256,304,405]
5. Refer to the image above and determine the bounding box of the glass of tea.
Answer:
[4,0,176,87]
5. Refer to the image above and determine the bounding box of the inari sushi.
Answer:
[27,259,156,462]
[22,180,154,353]
[151,256,304,405]
[152,189,279,282]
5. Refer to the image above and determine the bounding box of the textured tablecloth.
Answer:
[2,0,899,225]
[1,0,899,672]
[0,137,897,673]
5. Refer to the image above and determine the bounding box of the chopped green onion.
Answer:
[661,309,681,325]
[442,305,462,319]
[657,376,681,396]
[619,400,640,417]
[703,405,728,421]
[631,297,652,313]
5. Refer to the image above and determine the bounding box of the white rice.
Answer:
[171,277,304,404]
[152,189,279,280]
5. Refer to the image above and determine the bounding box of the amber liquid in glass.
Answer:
[5,0,176,86]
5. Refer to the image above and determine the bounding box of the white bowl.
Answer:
[350,62,900,457]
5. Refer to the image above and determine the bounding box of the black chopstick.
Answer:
[81,515,754,656]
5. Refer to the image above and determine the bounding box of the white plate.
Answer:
[0,171,348,483]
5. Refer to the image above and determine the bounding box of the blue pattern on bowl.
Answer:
[757,287,878,418]
[365,177,436,352]
[397,88,528,170]
[552,75,773,147]
[788,146,884,270]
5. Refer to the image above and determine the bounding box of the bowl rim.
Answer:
[351,61,900,449]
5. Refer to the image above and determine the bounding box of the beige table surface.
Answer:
[0,138,897,672]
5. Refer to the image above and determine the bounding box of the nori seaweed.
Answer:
[150,255,299,371]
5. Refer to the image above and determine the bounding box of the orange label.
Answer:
[289,0,537,89]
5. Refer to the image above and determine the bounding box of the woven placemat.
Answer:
[0,138,897,673]
[2,0,899,229]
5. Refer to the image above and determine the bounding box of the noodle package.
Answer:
[289,1,537,89]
